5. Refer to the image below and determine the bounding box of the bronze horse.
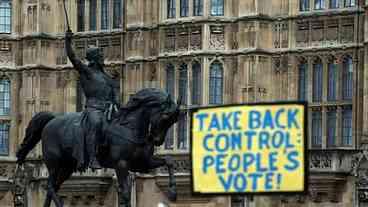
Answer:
[16,88,180,207]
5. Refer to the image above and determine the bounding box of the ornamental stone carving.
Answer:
[12,164,35,207]
[310,152,332,169]
[156,156,191,174]
[177,28,188,52]
[0,52,12,65]
[210,26,225,50]
[296,21,309,47]
[190,27,202,50]
[164,29,175,52]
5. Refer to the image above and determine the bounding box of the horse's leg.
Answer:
[115,160,131,207]
[55,167,74,192]
[146,156,177,201]
[42,182,52,207]
[43,169,63,207]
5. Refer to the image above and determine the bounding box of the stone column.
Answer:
[188,0,193,17]
[9,72,20,157]
[96,0,101,30]
[203,0,209,17]
[322,107,327,149]
[85,0,90,30]
[307,56,313,102]
[202,57,209,105]
[360,46,368,143]
[322,56,328,103]
[288,56,297,100]
[203,24,210,50]
[175,0,179,19]
[336,106,342,146]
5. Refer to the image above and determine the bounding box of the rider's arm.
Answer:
[65,30,87,72]
[113,81,121,106]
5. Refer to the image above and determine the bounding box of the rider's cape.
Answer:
[63,112,90,171]
[64,105,117,172]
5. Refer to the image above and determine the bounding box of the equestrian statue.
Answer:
[15,29,181,207]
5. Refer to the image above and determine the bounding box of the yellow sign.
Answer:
[191,103,306,193]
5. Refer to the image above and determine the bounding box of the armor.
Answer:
[65,31,119,168]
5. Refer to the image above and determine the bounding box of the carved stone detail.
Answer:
[111,37,122,60]
[310,152,332,169]
[308,176,346,203]
[0,52,12,64]
[311,20,324,46]
[156,156,191,174]
[177,28,188,52]
[281,22,288,48]
[164,28,175,52]
[12,164,35,207]
[210,26,225,50]
[149,63,156,81]
[0,164,15,177]
[105,67,121,79]
[326,19,338,44]
[341,17,354,43]
[273,24,280,48]
[296,21,309,47]
[190,27,202,50]
[280,195,306,203]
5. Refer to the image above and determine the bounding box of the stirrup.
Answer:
[90,158,102,169]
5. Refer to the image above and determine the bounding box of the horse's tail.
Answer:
[16,112,55,164]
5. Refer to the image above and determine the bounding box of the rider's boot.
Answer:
[89,144,102,170]
[90,157,102,169]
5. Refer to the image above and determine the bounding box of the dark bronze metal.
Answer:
[14,30,180,207]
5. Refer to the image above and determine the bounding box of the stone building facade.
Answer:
[0,0,368,206]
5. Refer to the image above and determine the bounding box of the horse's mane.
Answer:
[117,88,171,123]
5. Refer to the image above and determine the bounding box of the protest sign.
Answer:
[191,102,307,193]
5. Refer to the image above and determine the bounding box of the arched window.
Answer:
[179,63,188,105]
[165,64,175,149]
[341,107,352,146]
[89,0,97,30]
[101,0,109,30]
[0,79,10,115]
[167,0,176,18]
[166,64,175,97]
[113,0,122,28]
[77,0,85,32]
[312,111,322,148]
[0,122,9,155]
[193,0,203,16]
[299,0,310,11]
[298,61,307,101]
[312,58,323,102]
[327,60,337,101]
[178,63,188,150]
[327,110,337,147]
[0,0,11,33]
[342,56,353,100]
[314,0,325,9]
[211,0,224,16]
[177,113,187,149]
[192,61,201,105]
[0,78,10,156]
[209,61,223,104]
[330,0,339,8]
[180,0,189,17]
[344,0,355,7]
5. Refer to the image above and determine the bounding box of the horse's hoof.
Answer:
[167,189,177,202]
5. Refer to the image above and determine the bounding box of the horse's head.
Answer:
[148,93,180,146]
[122,88,180,146]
